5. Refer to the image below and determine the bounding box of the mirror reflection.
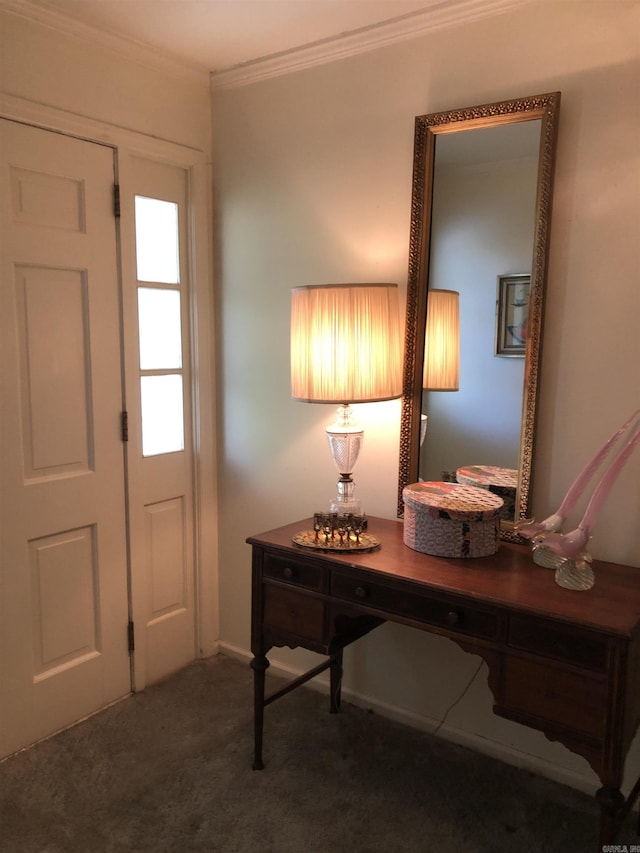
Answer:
[398,94,561,539]
[420,121,541,495]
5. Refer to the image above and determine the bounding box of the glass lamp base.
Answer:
[329,478,362,515]
[326,405,364,515]
[329,496,363,514]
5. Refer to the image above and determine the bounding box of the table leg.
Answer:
[250,654,269,770]
[596,785,624,846]
[330,648,343,713]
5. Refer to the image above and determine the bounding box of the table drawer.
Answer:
[500,655,606,740]
[508,616,608,671]
[263,585,326,644]
[331,571,498,640]
[263,552,323,592]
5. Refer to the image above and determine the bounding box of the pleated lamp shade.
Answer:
[291,283,403,404]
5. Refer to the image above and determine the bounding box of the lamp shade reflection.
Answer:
[423,289,460,392]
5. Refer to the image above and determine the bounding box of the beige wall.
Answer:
[1,10,211,150]
[212,1,640,792]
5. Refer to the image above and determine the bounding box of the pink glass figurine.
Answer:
[517,411,640,588]
[516,409,640,542]
[533,420,640,560]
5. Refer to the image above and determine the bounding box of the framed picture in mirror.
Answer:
[495,273,530,357]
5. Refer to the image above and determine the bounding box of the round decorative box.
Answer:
[456,465,518,520]
[403,481,504,558]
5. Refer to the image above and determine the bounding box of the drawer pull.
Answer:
[447,610,460,626]
[283,566,295,580]
[354,586,368,599]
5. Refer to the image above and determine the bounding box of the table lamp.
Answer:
[291,283,402,514]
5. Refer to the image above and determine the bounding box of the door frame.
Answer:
[1,92,220,665]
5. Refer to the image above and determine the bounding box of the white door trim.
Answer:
[0,92,205,159]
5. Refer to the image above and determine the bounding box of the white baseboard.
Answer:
[217,641,598,797]
[198,638,220,658]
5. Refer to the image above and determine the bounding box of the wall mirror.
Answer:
[397,93,560,540]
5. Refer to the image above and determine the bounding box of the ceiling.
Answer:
[10,0,530,84]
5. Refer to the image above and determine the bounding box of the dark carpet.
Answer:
[0,655,636,852]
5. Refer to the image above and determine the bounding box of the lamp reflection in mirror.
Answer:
[420,290,460,449]
[291,283,403,514]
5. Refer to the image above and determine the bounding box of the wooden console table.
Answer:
[247,516,640,847]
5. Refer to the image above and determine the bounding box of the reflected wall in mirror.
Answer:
[398,93,560,540]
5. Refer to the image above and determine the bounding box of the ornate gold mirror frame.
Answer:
[397,92,560,540]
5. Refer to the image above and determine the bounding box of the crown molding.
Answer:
[0,0,210,85]
[210,0,534,90]
[1,0,533,92]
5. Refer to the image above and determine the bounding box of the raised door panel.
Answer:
[15,265,92,477]
[29,527,100,679]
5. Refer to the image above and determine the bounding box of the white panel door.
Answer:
[0,120,131,758]
[119,155,196,689]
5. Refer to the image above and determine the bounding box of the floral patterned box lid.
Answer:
[403,481,504,521]
[456,465,518,490]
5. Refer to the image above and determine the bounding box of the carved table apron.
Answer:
[247,516,640,848]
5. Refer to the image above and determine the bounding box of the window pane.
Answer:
[134,196,180,284]
[138,288,182,370]
[140,375,184,457]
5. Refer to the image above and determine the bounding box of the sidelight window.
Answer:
[134,196,184,457]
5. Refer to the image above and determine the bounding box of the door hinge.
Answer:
[121,410,128,442]
[127,621,135,654]
[113,183,121,218]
